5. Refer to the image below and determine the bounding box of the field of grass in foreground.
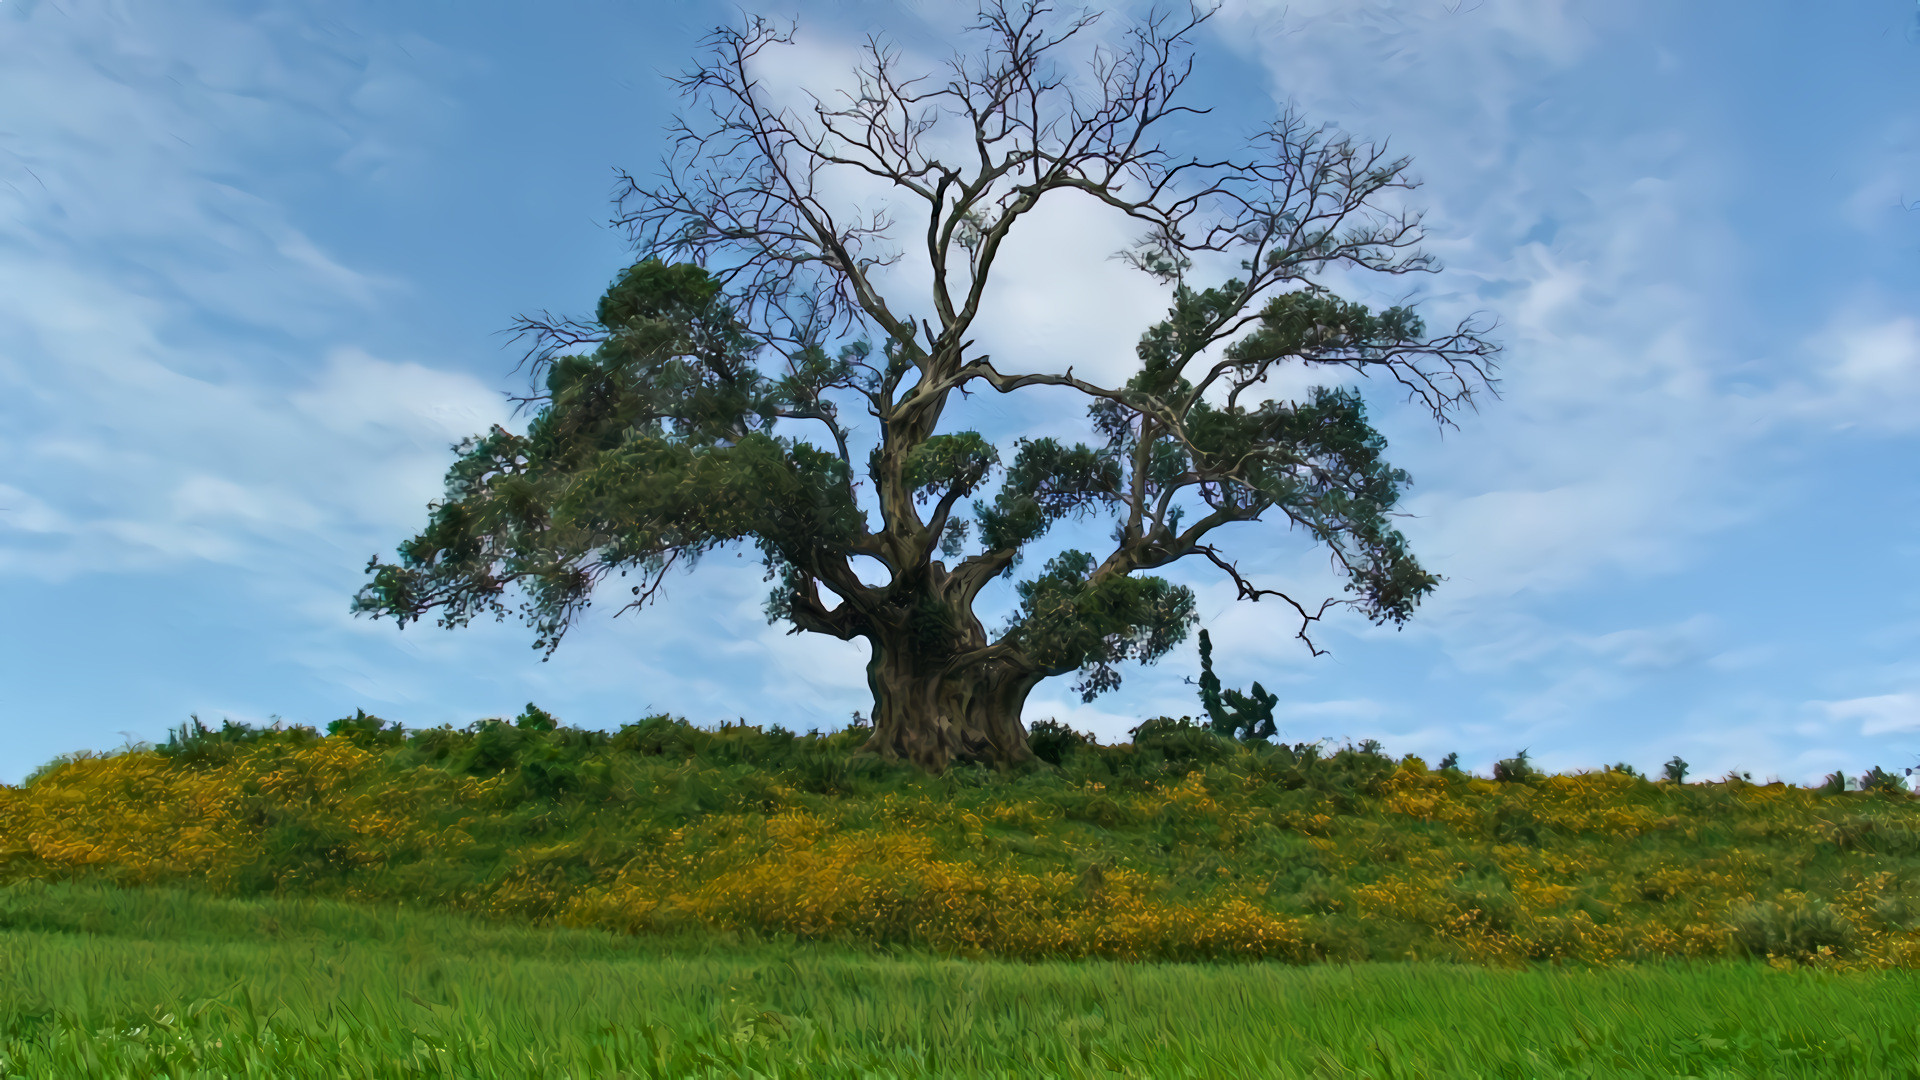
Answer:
[2,882,1918,1079]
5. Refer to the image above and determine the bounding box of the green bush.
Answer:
[1728,899,1854,961]
[154,715,319,772]
[1828,815,1920,856]
[515,703,560,732]
[1128,716,1234,766]
[1492,749,1536,784]
[1026,718,1094,766]
[1861,766,1910,794]
[325,709,405,750]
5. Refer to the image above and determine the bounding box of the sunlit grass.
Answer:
[3,881,1917,1078]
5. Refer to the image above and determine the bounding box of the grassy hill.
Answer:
[4,710,1919,968]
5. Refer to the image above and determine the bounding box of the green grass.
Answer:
[2,881,1917,1078]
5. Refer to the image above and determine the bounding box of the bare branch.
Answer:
[1193,544,1343,657]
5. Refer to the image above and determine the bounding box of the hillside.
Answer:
[4,711,1918,968]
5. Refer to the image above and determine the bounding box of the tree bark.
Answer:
[857,634,1040,773]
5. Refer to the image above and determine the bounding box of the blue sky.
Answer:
[3,0,1918,786]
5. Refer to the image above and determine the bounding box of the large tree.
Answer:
[355,1,1497,772]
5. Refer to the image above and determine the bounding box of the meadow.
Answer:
[2,881,1918,1078]
[3,710,1920,1075]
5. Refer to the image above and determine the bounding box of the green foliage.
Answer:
[1195,628,1277,741]
[1005,550,1196,700]
[1663,755,1690,784]
[1189,384,1437,625]
[973,438,1120,558]
[354,260,865,657]
[893,431,998,505]
[514,703,559,732]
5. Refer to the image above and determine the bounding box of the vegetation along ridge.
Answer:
[5,707,1919,970]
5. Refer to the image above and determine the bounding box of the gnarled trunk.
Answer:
[857,634,1039,772]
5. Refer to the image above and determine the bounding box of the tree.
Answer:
[354,1,1498,773]
[1195,629,1276,742]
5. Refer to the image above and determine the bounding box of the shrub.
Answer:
[1026,719,1094,766]
[1445,875,1519,932]
[1828,815,1920,856]
[1129,716,1233,767]
[459,719,528,774]
[1861,766,1910,795]
[1729,899,1854,961]
[1820,771,1849,795]
[1436,752,1460,772]
[1195,629,1277,742]
[326,709,404,750]
[405,725,464,763]
[1492,749,1536,784]
[610,715,712,759]
[515,704,559,732]
[155,715,318,771]
[1661,755,1689,783]
[1289,873,1346,916]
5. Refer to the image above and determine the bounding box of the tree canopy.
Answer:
[355,1,1498,771]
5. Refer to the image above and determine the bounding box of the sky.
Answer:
[2,0,1918,787]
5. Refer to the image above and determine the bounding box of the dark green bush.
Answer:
[610,715,712,758]
[1026,718,1094,766]
[459,719,528,775]
[1128,716,1233,767]
[1492,749,1536,784]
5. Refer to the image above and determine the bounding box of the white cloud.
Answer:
[1782,315,1920,433]
[0,5,512,585]
[1818,693,1920,738]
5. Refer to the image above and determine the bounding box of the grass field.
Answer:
[3,881,1918,1079]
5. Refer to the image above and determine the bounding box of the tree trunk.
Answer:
[857,635,1040,773]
